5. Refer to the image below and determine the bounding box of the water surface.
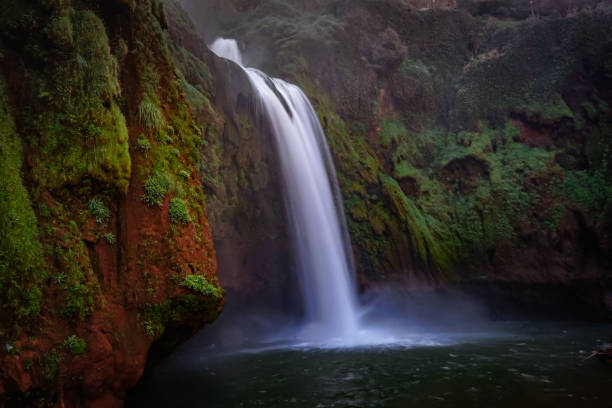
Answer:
[127,321,612,407]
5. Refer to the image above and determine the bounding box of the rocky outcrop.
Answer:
[0,0,223,405]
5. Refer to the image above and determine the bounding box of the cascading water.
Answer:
[210,38,359,340]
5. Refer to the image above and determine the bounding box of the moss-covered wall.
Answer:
[0,0,223,405]
[184,0,612,294]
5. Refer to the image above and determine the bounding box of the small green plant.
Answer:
[54,272,67,285]
[138,97,165,131]
[142,173,171,208]
[44,349,61,380]
[63,335,86,355]
[136,135,151,152]
[40,203,52,218]
[169,197,190,224]
[87,198,110,224]
[103,232,116,245]
[179,274,221,297]
[142,304,165,337]
[178,169,191,179]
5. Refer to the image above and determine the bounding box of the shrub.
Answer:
[169,197,190,224]
[179,275,221,297]
[63,335,86,355]
[142,173,171,207]
[138,97,165,131]
[136,135,151,152]
[103,232,116,245]
[87,198,110,224]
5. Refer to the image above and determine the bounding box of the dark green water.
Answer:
[127,322,612,407]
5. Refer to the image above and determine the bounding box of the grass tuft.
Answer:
[87,198,110,224]
[103,232,116,245]
[138,97,165,131]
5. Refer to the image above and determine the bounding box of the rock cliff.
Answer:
[0,0,223,405]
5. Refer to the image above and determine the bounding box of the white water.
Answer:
[210,38,359,341]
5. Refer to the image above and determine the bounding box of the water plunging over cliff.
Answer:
[210,38,359,341]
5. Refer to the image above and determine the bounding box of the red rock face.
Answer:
[0,0,223,405]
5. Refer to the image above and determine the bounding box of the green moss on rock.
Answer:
[0,76,45,324]
[26,9,131,194]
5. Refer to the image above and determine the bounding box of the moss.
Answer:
[392,161,418,181]
[380,174,457,274]
[179,274,222,297]
[504,121,521,142]
[143,172,171,208]
[522,93,574,123]
[169,197,190,224]
[141,291,222,337]
[44,10,74,50]
[561,170,612,220]
[43,349,61,381]
[44,209,98,321]
[0,76,45,325]
[345,195,368,221]
[60,283,93,320]
[26,9,131,194]
[544,205,564,232]
[136,135,152,153]
[63,335,86,355]
[378,118,407,148]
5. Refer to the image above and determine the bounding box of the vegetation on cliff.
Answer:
[0,0,223,405]
[197,0,612,288]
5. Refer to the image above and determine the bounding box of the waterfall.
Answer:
[210,38,359,340]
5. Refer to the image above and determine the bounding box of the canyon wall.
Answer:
[177,0,612,317]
